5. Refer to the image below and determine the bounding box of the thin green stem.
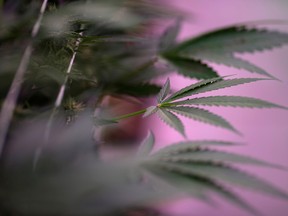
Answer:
[112,108,147,121]
[158,102,173,107]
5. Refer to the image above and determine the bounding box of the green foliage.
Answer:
[1,0,288,215]
[161,26,288,79]
[170,96,288,109]
[172,26,288,54]
[138,134,288,214]
[141,77,286,136]
[164,56,219,79]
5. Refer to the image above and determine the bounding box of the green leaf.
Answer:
[158,18,181,52]
[166,106,239,134]
[152,140,241,156]
[155,162,288,200]
[114,83,161,97]
[137,131,155,157]
[163,76,224,102]
[157,78,170,103]
[164,56,219,79]
[157,108,185,137]
[142,163,210,199]
[170,96,288,109]
[165,78,264,102]
[172,26,288,55]
[143,106,158,118]
[142,163,258,215]
[158,149,286,170]
[191,53,276,79]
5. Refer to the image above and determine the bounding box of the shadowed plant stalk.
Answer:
[0,0,49,158]
[33,29,85,168]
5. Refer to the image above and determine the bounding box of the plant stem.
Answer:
[0,0,49,159]
[112,108,147,121]
[33,29,84,169]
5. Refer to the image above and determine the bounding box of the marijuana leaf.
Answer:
[157,108,185,136]
[158,18,181,52]
[137,131,155,157]
[164,77,264,102]
[155,148,286,170]
[154,161,288,199]
[138,136,288,215]
[141,77,286,136]
[190,53,276,79]
[157,78,170,103]
[166,106,239,134]
[142,161,258,215]
[172,26,288,54]
[169,96,288,109]
[164,55,219,79]
[166,26,288,78]
[163,76,225,102]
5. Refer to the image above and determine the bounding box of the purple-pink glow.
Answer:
[149,1,288,215]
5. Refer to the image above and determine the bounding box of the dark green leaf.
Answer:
[165,56,219,79]
[165,78,264,102]
[163,76,224,102]
[157,78,170,103]
[170,96,288,109]
[155,162,288,200]
[158,149,286,170]
[114,83,161,97]
[172,26,288,54]
[142,163,258,215]
[142,163,210,199]
[166,106,239,134]
[153,140,241,156]
[157,108,185,136]
[191,53,276,79]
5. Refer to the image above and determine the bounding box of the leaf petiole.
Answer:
[112,108,147,121]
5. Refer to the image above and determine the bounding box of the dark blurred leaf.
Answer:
[164,55,219,79]
[157,148,286,170]
[153,161,288,200]
[152,140,240,156]
[142,162,258,215]
[158,18,181,52]
[137,131,155,157]
[113,83,161,97]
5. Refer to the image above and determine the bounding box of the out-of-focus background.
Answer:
[150,1,288,216]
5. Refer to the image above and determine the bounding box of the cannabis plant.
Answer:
[0,0,288,215]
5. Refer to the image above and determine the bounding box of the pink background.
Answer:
[148,1,288,215]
